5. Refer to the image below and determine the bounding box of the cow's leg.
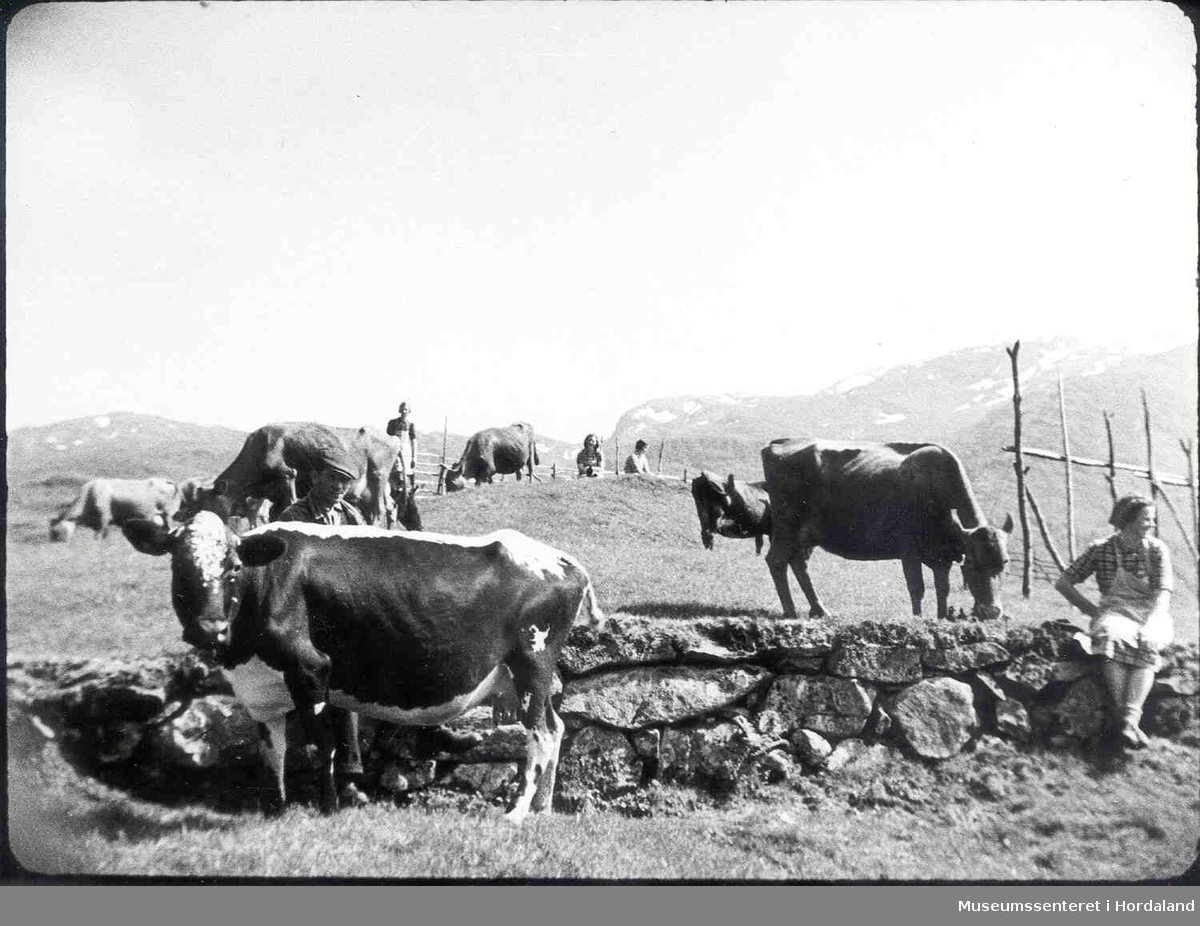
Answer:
[765,544,799,618]
[530,700,564,814]
[504,654,562,824]
[901,557,925,616]
[259,715,289,815]
[790,548,827,618]
[281,643,339,814]
[931,562,952,619]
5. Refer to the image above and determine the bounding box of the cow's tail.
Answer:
[575,579,605,629]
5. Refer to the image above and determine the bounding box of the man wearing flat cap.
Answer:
[277,447,367,805]
[278,449,365,528]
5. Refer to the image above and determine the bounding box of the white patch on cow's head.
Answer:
[181,511,230,584]
[526,625,549,653]
[520,693,532,713]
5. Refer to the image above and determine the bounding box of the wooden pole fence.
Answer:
[1143,389,1160,521]
[1183,438,1199,552]
[1000,447,1190,487]
[1058,374,1076,560]
[1103,411,1119,504]
[1006,341,1032,598]
[1024,483,1067,573]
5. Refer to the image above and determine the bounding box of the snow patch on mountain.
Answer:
[633,407,678,423]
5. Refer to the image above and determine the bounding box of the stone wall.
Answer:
[7,616,1198,813]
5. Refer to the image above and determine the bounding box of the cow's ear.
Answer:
[123,519,175,556]
[1001,513,1014,534]
[236,532,288,567]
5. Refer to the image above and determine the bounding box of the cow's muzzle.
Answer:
[185,619,230,651]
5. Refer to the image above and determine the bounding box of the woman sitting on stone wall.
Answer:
[1055,494,1174,752]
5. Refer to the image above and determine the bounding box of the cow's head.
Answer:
[123,511,288,653]
[443,462,466,492]
[48,516,75,542]
[691,472,729,550]
[951,511,1013,620]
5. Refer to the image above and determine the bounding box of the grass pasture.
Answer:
[6,472,1200,880]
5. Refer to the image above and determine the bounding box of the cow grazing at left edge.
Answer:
[50,477,181,541]
[122,512,603,823]
[761,439,1012,621]
[690,471,772,555]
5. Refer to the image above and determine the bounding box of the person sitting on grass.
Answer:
[577,433,604,478]
[1054,493,1174,752]
[623,439,652,475]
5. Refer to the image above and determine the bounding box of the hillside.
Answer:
[611,340,1196,478]
[6,412,580,498]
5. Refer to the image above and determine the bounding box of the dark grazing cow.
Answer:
[122,512,601,821]
[761,439,1012,620]
[190,423,402,527]
[444,422,539,491]
[49,478,181,541]
[690,471,772,555]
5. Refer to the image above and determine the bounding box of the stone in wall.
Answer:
[827,641,922,683]
[994,699,1032,742]
[379,760,439,793]
[447,763,519,803]
[891,677,978,759]
[146,695,261,769]
[560,665,769,729]
[559,726,642,796]
[921,641,1010,674]
[790,729,832,768]
[1032,676,1106,743]
[659,717,758,794]
[760,676,875,738]
[1145,695,1198,741]
[561,616,833,676]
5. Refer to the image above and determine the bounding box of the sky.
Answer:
[7,1,1197,442]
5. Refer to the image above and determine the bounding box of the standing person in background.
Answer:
[386,401,418,492]
[624,439,652,475]
[576,433,604,477]
[1055,494,1174,752]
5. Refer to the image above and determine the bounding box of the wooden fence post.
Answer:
[1024,484,1066,572]
[1103,411,1118,504]
[1183,438,1198,554]
[1007,341,1032,599]
[1058,375,1076,560]
[551,463,557,481]
[683,467,688,484]
[657,440,665,474]
[1142,390,1160,534]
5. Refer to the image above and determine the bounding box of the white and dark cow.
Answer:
[761,439,1012,620]
[122,512,602,822]
[49,478,181,541]
[690,471,773,555]
[189,423,403,527]
[444,423,539,490]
